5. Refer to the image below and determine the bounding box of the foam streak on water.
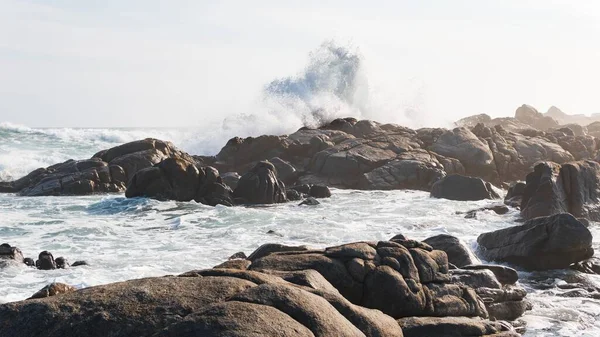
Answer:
[1,190,599,337]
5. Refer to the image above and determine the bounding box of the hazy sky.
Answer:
[1,0,599,127]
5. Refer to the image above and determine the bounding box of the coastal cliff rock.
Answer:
[477,213,594,270]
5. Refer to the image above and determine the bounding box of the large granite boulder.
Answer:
[430,175,499,201]
[520,160,600,221]
[233,161,287,204]
[0,269,403,337]
[477,213,594,270]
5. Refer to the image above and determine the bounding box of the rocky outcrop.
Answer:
[0,237,529,336]
[1,244,82,271]
[5,104,597,197]
[0,139,192,196]
[477,213,594,270]
[126,157,234,206]
[520,160,600,221]
[0,269,401,337]
[431,175,500,201]
[248,240,489,319]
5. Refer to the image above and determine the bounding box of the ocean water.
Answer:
[1,125,600,337]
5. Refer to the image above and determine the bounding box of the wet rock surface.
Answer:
[477,213,594,270]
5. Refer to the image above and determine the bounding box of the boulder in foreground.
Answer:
[477,213,593,270]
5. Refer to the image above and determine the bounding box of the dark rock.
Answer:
[460,205,510,219]
[55,257,69,269]
[288,184,311,194]
[505,181,525,202]
[423,234,481,268]
[213,259,251,270]
[477,213,594,270]
[309,184,332,198]
[233,161,287,204]
[3,138,190,197]
[220,172,241,190]
[299,197,320,206]
[269,157,298,185]
[521,160,600,221]
[228,252,247,260]
[247,243,309,262]
[71,260,88,267]
[285,189,303,201]
[431,175,500,201]
[463,264,519,285]
[570,257,600,275]
[358,151,446,191]
[0,243,24,263]
[389,234,407,241]
[23,258,35,267]
[35,251,57,270]
[450,269,502,289]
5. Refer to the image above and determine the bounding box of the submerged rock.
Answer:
[477,213,594,270]
[299,197,320,206]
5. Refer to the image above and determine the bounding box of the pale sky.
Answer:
[1,0,599,128]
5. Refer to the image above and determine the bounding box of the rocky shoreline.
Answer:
[2,104,600,336]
